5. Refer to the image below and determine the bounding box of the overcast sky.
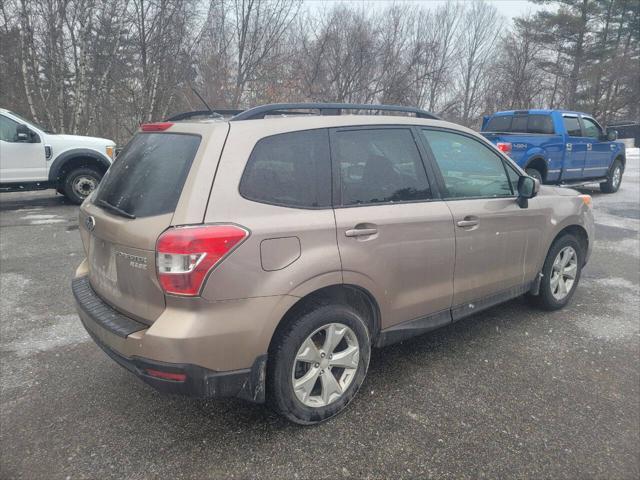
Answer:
[303,0,545,22]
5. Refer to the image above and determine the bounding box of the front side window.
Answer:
[0,115,19,142]
[239,129,331,208]
[421,129,513,199]
[332,128,431,206]
[582,117,602,139]
[563,116,582,137]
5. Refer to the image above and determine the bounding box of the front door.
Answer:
[0,114,46,183]
[581,116,611,179]
[331,127,455,329]
[561,115,587,180]
[418,129,544,315]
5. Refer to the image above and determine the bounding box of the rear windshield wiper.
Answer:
[96,199,136,219]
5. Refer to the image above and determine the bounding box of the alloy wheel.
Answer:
[291,323,360,407]
[550,246,578,301]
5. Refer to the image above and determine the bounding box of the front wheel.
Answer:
[600,159,623,193]
[529,234,583,311]
[268,303,371,424]
[63,167,102,204]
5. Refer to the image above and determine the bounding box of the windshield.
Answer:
[94,132,201,218]
[8,111,55,134]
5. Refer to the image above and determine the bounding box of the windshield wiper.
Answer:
[96,199,136,219]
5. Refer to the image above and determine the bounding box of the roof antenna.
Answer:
[190,84,212,113]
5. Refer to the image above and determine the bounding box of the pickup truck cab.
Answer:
[0,108,116,204]
[481,109,625,193]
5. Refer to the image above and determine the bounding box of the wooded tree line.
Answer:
[0,0,638,145]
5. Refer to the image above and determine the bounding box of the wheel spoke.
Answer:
[560,250,571,267]
[563,263,577,279]
[320,371,342,404]
[323,324,346,354]
[558,276,567,295]
[294,368,320,402]
[296,337,321,364]
[550,273,560,290]
[329,345,359,370]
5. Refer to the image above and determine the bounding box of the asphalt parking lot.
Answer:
[1,151,639,479]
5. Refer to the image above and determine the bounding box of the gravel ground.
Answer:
[1,150,639,479]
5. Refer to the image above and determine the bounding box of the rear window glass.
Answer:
[239,129,331,208]
[94,133,200,218]
[484,114,554,134]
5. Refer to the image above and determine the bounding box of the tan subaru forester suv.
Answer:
[73,103,594,424]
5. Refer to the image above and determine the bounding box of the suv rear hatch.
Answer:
[78,124,227,323]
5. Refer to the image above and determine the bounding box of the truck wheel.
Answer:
[529,234,583,311]
[268,303,371,424]
[525,168,543,183]
[600,159,623,193]
[63,167,102,205]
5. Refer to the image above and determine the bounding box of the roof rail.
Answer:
[229,103,440,121]
[166,109,244,122]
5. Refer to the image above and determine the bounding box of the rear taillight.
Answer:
[141,122,173,131]
[156,225,249,296]
[496,142,512,153]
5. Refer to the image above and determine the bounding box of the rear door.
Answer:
[79,129,215,323]
[580,116,610,178]
[561,115,587,180]
[331,126,455,329]
[418,129,545,316]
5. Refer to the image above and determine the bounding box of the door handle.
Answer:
[345,227,378,237]
[587,143,592,151]
[456,217,479,228]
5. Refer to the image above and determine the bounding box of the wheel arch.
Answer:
[267,284,381,356]
[613,154,625,171]
[550,224,589,266]
[48,149,111,186]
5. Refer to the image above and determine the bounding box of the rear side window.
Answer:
[95,133,200,218]
[563,117,582,136]
[239,129,331,208]
[332,128,432,206]
[527,115,554,134]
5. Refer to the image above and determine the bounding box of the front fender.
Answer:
[48,148,112,183]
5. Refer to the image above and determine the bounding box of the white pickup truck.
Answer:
[0,108,116,204]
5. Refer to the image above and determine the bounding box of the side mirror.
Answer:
[517,176,539,208]
[16,124,33,142]
[606,129,618,141]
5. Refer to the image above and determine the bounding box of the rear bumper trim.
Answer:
[81,320,266,401]
[72,276,146,338]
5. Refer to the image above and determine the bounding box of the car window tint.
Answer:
[240,129,331,208]
[511,116,528,133]
[527,115,554,134]
[563,117,582,137]
[0,115,19,142]
[95,133,200,218]
[421,129,513,199]
[484,115,512,132]
[332,129,431,206]
[582,118,602,139]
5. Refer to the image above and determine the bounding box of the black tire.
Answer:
[529,234,583,311]
[525,167,543,183]
[268,303,371,425]
[63,167,102,205]
[600,159,623,193]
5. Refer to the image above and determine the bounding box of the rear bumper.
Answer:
[72,275,267,402]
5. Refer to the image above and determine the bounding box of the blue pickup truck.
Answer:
[481,109,626,193]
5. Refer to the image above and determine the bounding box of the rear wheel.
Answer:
[63,167,102,204]
[525,167,543,183]
[530,234,583,310]
[268,303,371,424]
[600,159,623,193]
